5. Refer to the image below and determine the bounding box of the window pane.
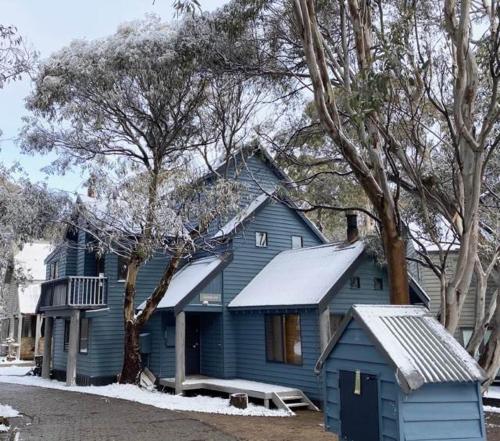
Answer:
[79,318,89,353]
[350,277,360,289]
[265,315,284,362]
[374,278,383,290]
[291,236,303,249]
[256,232,268,247]
[117,256,128,280]
[284,314,302,365]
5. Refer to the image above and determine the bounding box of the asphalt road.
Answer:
[0,383,236,441]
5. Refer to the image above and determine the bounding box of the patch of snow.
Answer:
[484,386,500,399]
[15,242,53,281]
[138,256,225,310]
[229,241,365,308]
[18,283,42,315]
[212,193,269,239]
[0,424,8,432]
[0,404,19,418]
[0,375,290,417]
[484,405,500,414]
[0,366,32,376]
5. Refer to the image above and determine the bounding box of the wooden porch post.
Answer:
[41,316,53,379]
[66,310,80,386]
[16,314,23,360]
[319,306,331,352]
[34,315,42,356]
[175,311,186,395]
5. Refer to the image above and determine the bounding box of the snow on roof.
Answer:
[138,255,225,311]
[408,273,431,304]
[18,283,42,315]
[15,242,53,281]
[316,305,486,391]
[409,221,460,252]
[212,193,270,239]
[228,241,365,309]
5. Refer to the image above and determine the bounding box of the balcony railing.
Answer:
[39,276,108,310]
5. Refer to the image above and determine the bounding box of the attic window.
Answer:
[291,235,303,249]
[117,255,128,281]
[256,232,268,248]
[374,277,383,290]
[350,277,360,289]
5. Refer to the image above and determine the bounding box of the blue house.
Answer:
[315,305,486,441]
[38,147,429,409]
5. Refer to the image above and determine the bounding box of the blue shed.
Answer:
[315,305,487,441]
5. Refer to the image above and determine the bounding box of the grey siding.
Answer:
[233,309,322,400]
[324,320,400,440]
[330,258,390,314]
[400,382,486,441]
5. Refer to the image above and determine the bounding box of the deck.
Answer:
[158,375,318,411]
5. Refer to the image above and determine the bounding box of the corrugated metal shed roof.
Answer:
[316,305,486,391]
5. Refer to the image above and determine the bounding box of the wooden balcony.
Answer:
[39,276,108,311]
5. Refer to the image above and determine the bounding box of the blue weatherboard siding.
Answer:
[324,320,400,440]
[234,309,322,400]
[45,243,77,279]
[330,257,390,314]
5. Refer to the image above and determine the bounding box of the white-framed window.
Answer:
[256,232,268,248]
[79,318,89,354]
[291,235,303,249]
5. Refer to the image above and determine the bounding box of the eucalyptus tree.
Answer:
[21,16,245,383]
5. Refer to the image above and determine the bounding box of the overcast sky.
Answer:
[0,0,227,193]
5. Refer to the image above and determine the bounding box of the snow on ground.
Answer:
[0,404,20,418]
[0,374,291,417]
[0,358,34,366]
[485,406,500,414]
[0,366,33,376]
[485,386,500,399]
[0,424,8,432]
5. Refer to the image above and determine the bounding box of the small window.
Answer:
[256,232,268,248]
[350,277,360,289]
[265,314,302,365]
[79,318,89,354]
[330,313,345,336]
[117,255,128,280]
[291,235,303,249]
[374,277,383,290]
[461,328,473,347]
[63,320,70,352]
[50,261,59,280]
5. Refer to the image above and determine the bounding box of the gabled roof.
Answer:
[315,305,486,392]
[138,254,231,314]
[228,241,365,309]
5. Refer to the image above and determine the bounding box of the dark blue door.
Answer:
[339,370,379,441]
[186,315,200,375]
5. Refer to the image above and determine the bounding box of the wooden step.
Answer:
[287,402,310,408]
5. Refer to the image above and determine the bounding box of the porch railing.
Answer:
[39,276,108,310]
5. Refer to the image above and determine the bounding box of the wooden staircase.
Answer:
[272,390,319,413]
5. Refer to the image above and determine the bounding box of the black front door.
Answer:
[185,315,200,375]
[339,370,380,441]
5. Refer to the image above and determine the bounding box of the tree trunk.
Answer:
[120,321,142,384]
[381,223,410,305]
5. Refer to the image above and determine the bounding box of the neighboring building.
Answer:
[38,147,429,407]
[0,241,53,359]
[316,305,486,441]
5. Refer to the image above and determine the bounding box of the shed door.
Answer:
[339,370,379,441]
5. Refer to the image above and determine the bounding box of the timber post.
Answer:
[41,316,53,379]
[66,310,80,386]
[319,306,331,352]
[175,311,186,395]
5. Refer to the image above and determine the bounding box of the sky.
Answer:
[0,0,227,194]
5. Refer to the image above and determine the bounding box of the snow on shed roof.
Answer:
[228,241,365,309]
[316,305,486,392]
[138,255,226,312]
[18,283,42,315]
[212,193,269,239]
[15,242,53,281]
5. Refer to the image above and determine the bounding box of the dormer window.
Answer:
[291,235,303,249]
[256,232,268,248]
